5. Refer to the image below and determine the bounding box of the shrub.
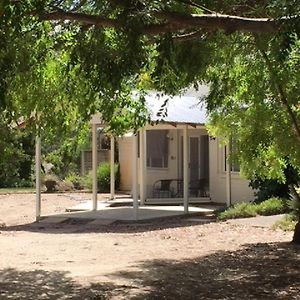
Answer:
[255,197,287,216]
[64,173,83,190]
[273,214,297,231]
[97,163,120,192]
[83,173,92,190]
[83,163,120,192]
[218,197,288,221]
[14,178,34,188]
[218,203,257,220]
[249,164,300,203]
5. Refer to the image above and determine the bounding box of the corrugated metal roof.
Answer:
[145,87,208,125]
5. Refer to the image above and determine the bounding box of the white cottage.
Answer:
[116,87,254,207]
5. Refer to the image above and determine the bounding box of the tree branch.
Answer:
[35,9,288,35]
[153,11,279,33]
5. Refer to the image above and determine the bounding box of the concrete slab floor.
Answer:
[44,205,215,222]
[66,198,221,212]
[66,201,110,212]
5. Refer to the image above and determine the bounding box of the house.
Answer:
[90,86,254,209]
[33,86,254,221]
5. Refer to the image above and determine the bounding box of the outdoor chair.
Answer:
[189,178,209,197]
[152,179,173,198]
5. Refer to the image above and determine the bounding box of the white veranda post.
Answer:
[139,130,147,206]
[226,138,232,207]
[110,135,115,200]
[183,125,189,213]
[35,134,41,221]
[92,123,98,211]
[132,133,139,220]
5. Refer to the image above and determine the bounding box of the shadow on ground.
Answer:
[0,268,134,300]
[1,242,299,299]
[112,241,300,300]
[1,216,215,234]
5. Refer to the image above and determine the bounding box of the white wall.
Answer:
[118,135,133,191]
[209,138,255,204]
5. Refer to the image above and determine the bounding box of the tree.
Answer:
[0,113,34,187]
[1,1,300,241]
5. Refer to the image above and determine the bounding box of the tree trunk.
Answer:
[292,221,300,244]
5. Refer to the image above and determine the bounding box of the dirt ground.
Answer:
[0,193,299,299]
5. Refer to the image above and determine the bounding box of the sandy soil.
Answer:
[0,193,299,299]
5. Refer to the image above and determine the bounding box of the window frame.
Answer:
[146,130,169,169]
[223,139,240,174]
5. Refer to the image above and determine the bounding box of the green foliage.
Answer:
[287,186,300,219]
[45,138,80,178]
[218,198,287,220]
[218,203,257,221]
[273,214,297,231]
[42,123,91,178]
[84,163,120,192]
[97,163,111,192]
[206,32,300,182]
[64,173,84,190]
[1,1,300,199]
[0,116,34,188]
[97,163,120,192]
[250,165,300,202]
[255,197,287,216]
[83,173,93,191]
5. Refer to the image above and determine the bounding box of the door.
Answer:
[189,137,200,182]
[180,134,209,196]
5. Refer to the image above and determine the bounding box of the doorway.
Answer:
[180,134,209,197]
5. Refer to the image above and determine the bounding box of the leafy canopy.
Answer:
[1,0,300,181]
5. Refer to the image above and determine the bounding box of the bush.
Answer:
[218,197,287,221]
[97,163,120,192]
[218,203,257,220]
[13,178,34,188]
[273,214,297,231]
[83,173,92,190]
[249,164,300,203]
[255,197,287,216]
[0,122,34,188]
[83,163,120,192]
[64,173,83,190]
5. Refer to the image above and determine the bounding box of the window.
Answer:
[146,130,168,168]
[224,139,240,173]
